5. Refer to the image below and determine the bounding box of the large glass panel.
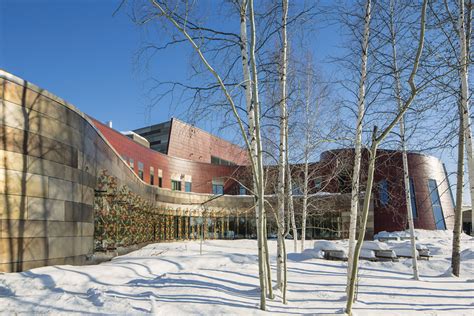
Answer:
[409,178,418,218]
[378,179,389,206]
[212,184,224,195]
[428,179,446,229]
[171,180,181,191]
[138,162,144,180]
[185,182,192,192]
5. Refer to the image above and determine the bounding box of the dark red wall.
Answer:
[319,149,455,232]
[91,118,243,194]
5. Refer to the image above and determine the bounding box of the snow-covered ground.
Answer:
[0,230,473,315]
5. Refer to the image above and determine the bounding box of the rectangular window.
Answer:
[159,177,163,188]
[129,158,134,170]
[292,182,302,195]
[171,180,181,191]
[379,179,389,206]
[212,184,224,195]
[428,179,446,229]
[409,178,418,218]
[314,177,322,190]
[185,182,192,192]
[150,166,155,185]
[239,184,246,195]
[138,162,144,180]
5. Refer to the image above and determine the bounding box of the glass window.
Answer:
[138,162,144,180]
[409,178,418,218]
[379,179,389,206]
[129,158,134,170]
[171,180,181,191]
[428,179,446,229]
[159,177,163,188]
[212,184,224,195]
[314,177,322,190]
[185,182,192,192]
[292,182,302,195]
[150,166,155,185]
[239,184,246,195]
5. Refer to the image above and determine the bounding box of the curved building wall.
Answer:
[0,70,253,272]
[319,149,455,233]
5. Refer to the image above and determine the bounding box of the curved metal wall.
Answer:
[0,70,253,272]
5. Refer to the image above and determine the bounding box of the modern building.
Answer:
[0,70,456,272]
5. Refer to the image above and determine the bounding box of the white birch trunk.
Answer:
[389,0,419,280]
[346,0,371,296]
[249,0,268,308]
[150,0,269,310]
[276,0,289,291]
[452,101,464,276]
[458,0,474,235]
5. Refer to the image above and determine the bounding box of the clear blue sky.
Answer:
[0,0,182,131]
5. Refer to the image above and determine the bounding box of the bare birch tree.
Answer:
[388,0,419,280]
[276,0,289,295]
[345,0,428,314]
[452,101,465,276]
[144,0,271,309]
[346,0,371,296]
[457,0,474,235]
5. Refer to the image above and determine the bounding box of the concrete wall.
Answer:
[0,70,254,272]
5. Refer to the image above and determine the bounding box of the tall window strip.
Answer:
[379,179,389,206]
[409,178,418,218]
[150,166,155,185]
[138,162,144,180]
[129,158,134,170]
[185,181,192,192]
[171,180,181,191]
[427,179,446,230]
[212,184,224,195]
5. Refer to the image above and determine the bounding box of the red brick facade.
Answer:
[91,118,243,194]
[167,118,249,165]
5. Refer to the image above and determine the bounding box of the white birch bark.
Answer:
[389,0,419,280]
[240,0,271,301]
[276,0,289,291]
[458,0,474,235]
[452,101,464,276]
[346,0,371,295]
[249,0,269,308]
